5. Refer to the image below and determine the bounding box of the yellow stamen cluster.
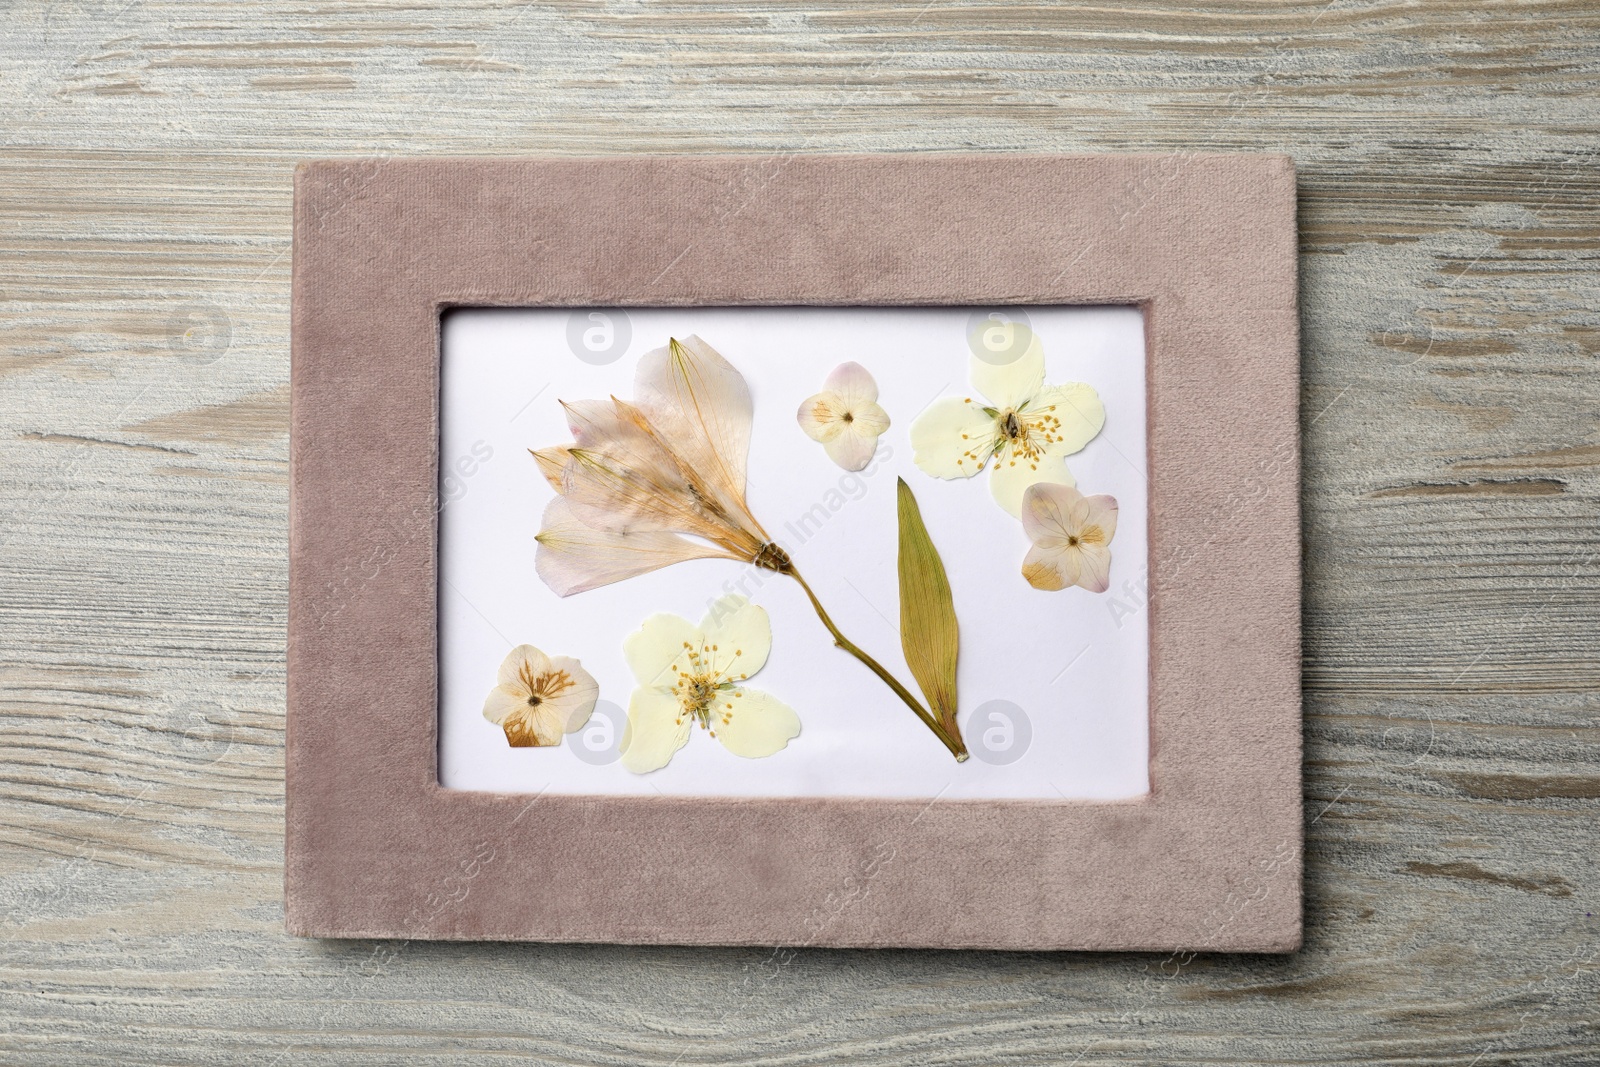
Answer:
[996,403,1065,472]
[669,639,747,736]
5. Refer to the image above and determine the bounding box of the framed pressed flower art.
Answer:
[289,154,1302,950]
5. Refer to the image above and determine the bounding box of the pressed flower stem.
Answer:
[781,565,969,762]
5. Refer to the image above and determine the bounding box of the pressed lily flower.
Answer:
[1019,483,1118,593]
[482,644,599,747]
[532,336,773,596]
[909,337,1105,516]
[796,362,891,472]
[533,335,968,761]
[620,596,799,772]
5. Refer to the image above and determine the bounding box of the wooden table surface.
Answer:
[3,2,1597,1063]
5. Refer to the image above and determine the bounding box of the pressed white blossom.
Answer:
[1019,483,1118,593]
[796,362,891,472]
[909,338,1104,516]
[620,596,799,773]
[482,644,599,747]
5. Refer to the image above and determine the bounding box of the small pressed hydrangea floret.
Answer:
[482,644,599,747]
[796,362,891,472]
[1019,483,1119,593]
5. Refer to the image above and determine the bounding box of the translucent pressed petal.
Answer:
[1020,481,1076,543]
[633,335,754,517]
[848,402,890,438]
[495,644,552,692]
[823,429,878,472]
[1022,484,1117,546]
[624,612,700,689]
[534,497,732,596]
[1079,494,1119,545]
[699,595,772,681]
[970,335,1045,410]
[530,447,572,493]
[909,395,995,479]
[990,452,1075,518]
[1025,382,1106,457]
[620,687,692,773]
[544,655,600,732]
[797,392,848,443]
[1021,543,1079,591]
[713,687,800,759]
[538,398,734,552]
[563,398,697,498]
[823,361,878,409]
[1075,543,1113,593]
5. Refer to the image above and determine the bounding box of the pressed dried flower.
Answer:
[796,362,891,471]
[482,644,599,747]
[1019,483,1119,593]
[532,336,770,594]
[909,336,1104,516]
[619,596,800,773]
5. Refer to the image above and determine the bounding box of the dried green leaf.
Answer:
[896,477,961,737]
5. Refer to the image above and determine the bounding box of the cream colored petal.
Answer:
[495,644,552,692]
[482,685,527,727]
[712,687,800,759]
[698,595,772,681]
[989,450,1076,518]
[534,496,732,596]
[543,655,600,732]
[623,612,700,689]
[849,401,890,438]
[620,687,692,773]
[822,429,878,472]
[823,361,879,409]
[797,392,848,443]
[531,704,572,746]
[1025,382,1106,457]
[633,335,753,506]
[1079,494,1119,547]
[909,395,996,480]
[484,690,565,747]
[1074,543,1113,593]
[1021,542,1080,592]
[970,335,1045,409]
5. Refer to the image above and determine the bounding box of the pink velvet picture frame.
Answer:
[288,154,1302,950]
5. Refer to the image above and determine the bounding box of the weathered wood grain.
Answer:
[2,0,1597,1063]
